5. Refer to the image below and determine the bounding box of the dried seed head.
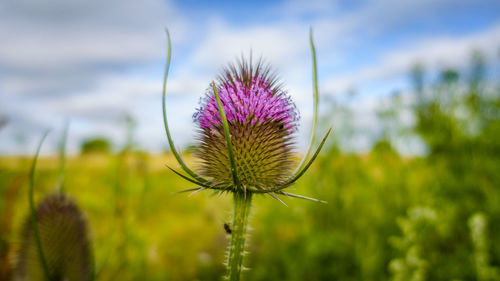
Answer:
[194,59,299,191]
[14,193,93,281]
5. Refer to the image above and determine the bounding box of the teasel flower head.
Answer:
[163,29,330,281]
[162,28,330,201]
[193,60,299,192]
[13,130,93,281]
[13,193,93,281]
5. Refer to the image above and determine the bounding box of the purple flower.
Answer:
[193,60,299,191]
[195,64,298,134]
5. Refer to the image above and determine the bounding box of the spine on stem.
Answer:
[226,192,252,281]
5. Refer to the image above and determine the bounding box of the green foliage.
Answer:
[468,213,500,281]
[80,138,112,155]
[389,206,439,281]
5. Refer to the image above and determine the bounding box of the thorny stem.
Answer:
[226,192,252,281]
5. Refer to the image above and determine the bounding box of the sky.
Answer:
[1,0,499,155]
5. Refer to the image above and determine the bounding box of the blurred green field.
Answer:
[1,57,500,280]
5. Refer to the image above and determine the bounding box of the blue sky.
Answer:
[1,0,499,155]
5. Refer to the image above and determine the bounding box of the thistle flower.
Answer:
[162,29,330,281]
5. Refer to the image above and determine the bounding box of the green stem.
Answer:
[29,130,52,281]
[227,192,252,281]
[57,121,69,193]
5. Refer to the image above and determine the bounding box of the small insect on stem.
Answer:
[224,223,232,234]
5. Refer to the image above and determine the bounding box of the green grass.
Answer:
[1,144,499,280]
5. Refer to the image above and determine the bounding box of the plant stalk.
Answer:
[29,131,52,281]
[227,191,252,281]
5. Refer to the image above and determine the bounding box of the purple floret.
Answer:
[195,77,298,133]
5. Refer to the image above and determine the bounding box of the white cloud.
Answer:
[323,23,500,93]
[0,0,186,98]
[1,0,499,155]
[0,0,193,154]
[189,20,308,72]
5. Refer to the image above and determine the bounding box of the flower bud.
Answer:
[14,193,93,281]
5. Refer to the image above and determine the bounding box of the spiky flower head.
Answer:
[162,29,330,201]
[14,193,93,281]
[193,60,298,192]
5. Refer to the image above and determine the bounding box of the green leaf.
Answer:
[28,130,52,281]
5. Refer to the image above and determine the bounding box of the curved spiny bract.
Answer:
[14,193,93,281]
[162,29,210,185]
[194,60,298,192]
[293,28,319,175]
